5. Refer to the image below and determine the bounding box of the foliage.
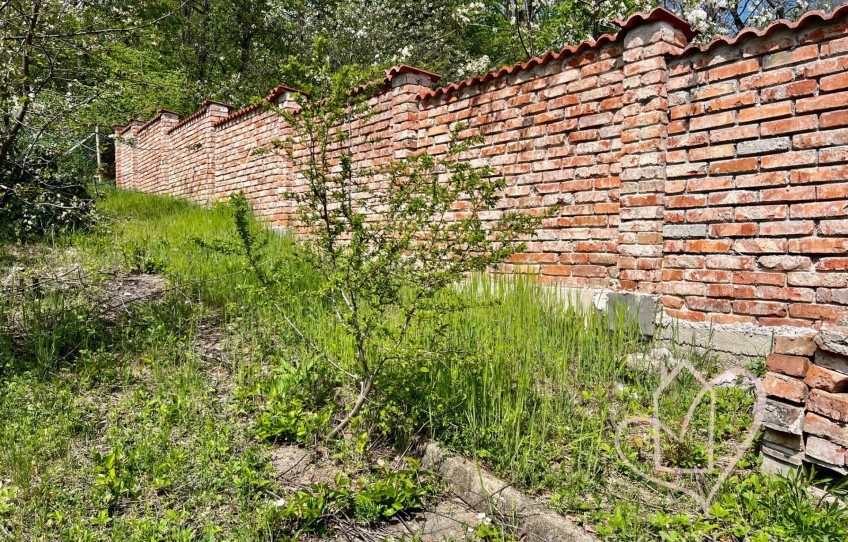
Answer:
[266,460,436,536]
[0,147,96,240]
[265,67,545,439]
[595,467,848,540]
[5,189,847,541]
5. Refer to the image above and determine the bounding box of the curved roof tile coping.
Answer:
[614,6,698,40]
[136,109,181,136]
[116,119,144,135]
[213,84,308,127]
[680,2,848,57]
[214,66,440,128]
[418,7,694,101]
[167,100,233,134]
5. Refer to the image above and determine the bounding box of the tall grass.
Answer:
[73,189,772,529]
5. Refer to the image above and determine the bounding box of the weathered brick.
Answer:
[766,353,811,377]
[763,398,805,434]
[773,334,817,356]
[709,157,758,174]
[804,412,848,446]
[806,364,848,392]
[808,389,848,422]
[763,372,808,403]
[815,349,848,376]
[805,435,847,467]
[763,428,805,451]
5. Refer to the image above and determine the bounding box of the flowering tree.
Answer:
[663,0,840,39]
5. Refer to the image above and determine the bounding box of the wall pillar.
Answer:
[617,19,690,295]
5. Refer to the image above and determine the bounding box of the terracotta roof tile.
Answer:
[213,85,307,128]
[418,7,693,101]
[680,2,848,57]
[167,100,233,134]
[136,109,181,136]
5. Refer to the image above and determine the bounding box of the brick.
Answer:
[820,146,848,163]
[757,285,813,302]
[789,202,848,220]
[821,71,848,92]
[790,165,848,184]
[804,412,848,446]
[766,353,811,377]
[706,255,756,270]
[763,398,805,434]
[733,271,784,285]
[820,220,848,239]
[709,157,758,175]
[737,137,790,155]
[685,296,731,312]
[763,428,805,451]
[761,115,818,136]
[773,334,817,356]
[808,389,848,422]
[690,111,735,131]
[662,224,707,238]
[760,220,814,236]
[710,124,758,143]
[740,68,793,90]
[710,190,757,205]
[805,364,848,393]
[686,239,731,253]
[788,238,848,254]
[789,303,846,321]
[761,150,817,170]
[689,144,735,161]
[793,127,848,148]
[788,272,848,288]
[710,223,756,237]
[796,91,848,113]
[709,59,759,80]
[763,372,808,403]
[816,349,848,375]
[805,435,847,467]
[738,101,791,123]
[762,44,818,69]
[732,300,787,316]
[735,175,788,193]
[735,205,786,221]
[821,110,848,128]
[817,257,848,270]
[818,183,848,200]
[761,79,817,102]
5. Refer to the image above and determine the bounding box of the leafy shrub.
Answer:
[0,150,95,240]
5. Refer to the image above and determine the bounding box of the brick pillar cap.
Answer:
[614,7,698,40]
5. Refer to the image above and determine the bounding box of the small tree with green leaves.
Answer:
[268,69,545,439]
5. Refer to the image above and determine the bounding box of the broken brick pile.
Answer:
[764,326,848,474]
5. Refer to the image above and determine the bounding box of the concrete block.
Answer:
[760,453,799,476]
[662,224,707,239]
[605,291,660,336]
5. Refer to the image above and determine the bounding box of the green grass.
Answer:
[1,187,846,541]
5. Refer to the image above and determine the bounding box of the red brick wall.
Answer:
[664,13,848,329]
[417,42,627,290]
[115,6,848,330]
